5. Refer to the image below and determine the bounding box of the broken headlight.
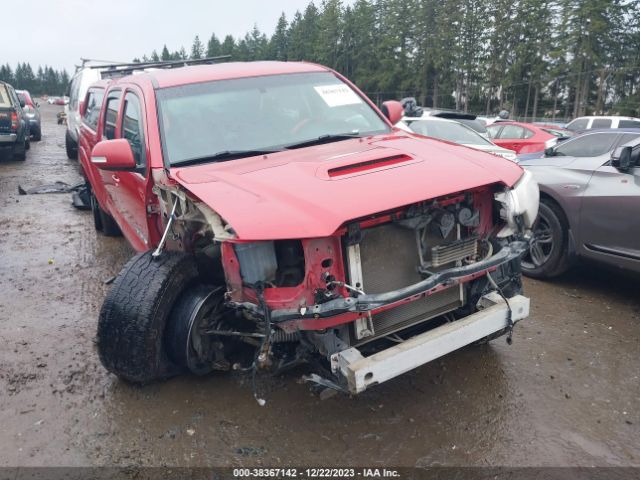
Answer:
[495,170,540,237]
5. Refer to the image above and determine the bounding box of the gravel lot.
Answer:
[0,103,638,468]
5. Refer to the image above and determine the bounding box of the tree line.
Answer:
[0,63,70,96]
[138,0,640,120]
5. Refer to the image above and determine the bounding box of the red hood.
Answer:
[171,133,523,240]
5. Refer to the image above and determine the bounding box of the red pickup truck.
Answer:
[78,61,538,396]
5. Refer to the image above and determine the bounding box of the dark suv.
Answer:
[0,81,30,160]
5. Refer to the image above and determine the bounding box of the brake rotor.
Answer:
[166,285,228,375]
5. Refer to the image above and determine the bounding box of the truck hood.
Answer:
[170,134,523,240]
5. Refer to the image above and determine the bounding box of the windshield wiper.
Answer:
[283,132,362,150]
[173,149,285,167]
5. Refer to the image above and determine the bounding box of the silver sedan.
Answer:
[519,129,640,278]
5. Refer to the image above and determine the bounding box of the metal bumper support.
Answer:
[331,292,530,394]
[270,241,528,323]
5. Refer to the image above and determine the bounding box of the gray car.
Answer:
[519,129,640,278]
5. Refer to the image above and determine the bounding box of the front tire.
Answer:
[98,251,201,383]
[65,130,77,159]
[13,141,26,161]
[521,200,570,279]
[90,190,103,232]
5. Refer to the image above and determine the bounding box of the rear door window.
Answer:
[498,125,525,139]
[615,133,640,147]
[70,75,81,110]
[554,133,618,157]
[83,89,104,131]
[566,118,589,131]
[0,84,11,107]
[591,118,612,129]
[121,92,146,172]
[487,125,502,138]
[619,120,640,128]
[103,91,122,140]
[523,128,534,139]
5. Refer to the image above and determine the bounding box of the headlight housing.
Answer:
[495,169,540,237]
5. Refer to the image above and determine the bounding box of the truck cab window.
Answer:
[122,92,146,171]
[103,92,121,140]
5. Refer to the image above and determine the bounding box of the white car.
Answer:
[65,62,110,159]
[566,116,640,132]
[398,115,518,161]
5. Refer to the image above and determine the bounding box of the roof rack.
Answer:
[93,55,232,79]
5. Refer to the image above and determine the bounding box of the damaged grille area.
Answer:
[348,223,464,345]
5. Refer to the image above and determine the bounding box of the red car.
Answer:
[16,89,42,141]
[79,61,537,396]
[487,121,571,154]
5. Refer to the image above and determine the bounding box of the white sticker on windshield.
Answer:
[314,84,363,107]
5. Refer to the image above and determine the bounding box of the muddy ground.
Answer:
[0,103,638,468]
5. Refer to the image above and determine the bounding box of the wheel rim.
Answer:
[522,210,555,270]
[167,286,228,375]
[185,289,224,375]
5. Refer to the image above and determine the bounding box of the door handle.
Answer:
[112,174,120,184]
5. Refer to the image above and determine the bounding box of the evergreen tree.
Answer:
[315,0,343,68]
[191,36,204,59]
[129,0,640,116]
[161,45,171,61]
[287,11,306,60]
[269,13,289,61]
[221,35,236,57]
[206,33,222,57]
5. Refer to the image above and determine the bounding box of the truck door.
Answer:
[108,89,152,252]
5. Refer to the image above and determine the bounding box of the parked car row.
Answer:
[487,121,571,154]
[46,96,68,105]
[16,89,42,141]
[0,81,32,160]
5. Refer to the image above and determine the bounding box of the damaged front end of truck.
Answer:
[146,168,538,395]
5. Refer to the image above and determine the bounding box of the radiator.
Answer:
[348,223,465,345]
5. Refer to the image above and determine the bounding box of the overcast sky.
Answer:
[6,0,353,74]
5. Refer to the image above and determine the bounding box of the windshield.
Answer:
[458,118,488,135]
[0,84,11,108]
[157,72,389,166]
[406,119,493,146]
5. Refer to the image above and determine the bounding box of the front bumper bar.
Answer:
[331,292,530,394]
[270,241,528,323]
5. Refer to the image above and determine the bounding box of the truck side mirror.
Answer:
[544,147,555,157]
[380,100,404,125]
[611,146,632,171]
[91,139,136,171]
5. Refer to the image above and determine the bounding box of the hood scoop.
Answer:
[326,154,415,179]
